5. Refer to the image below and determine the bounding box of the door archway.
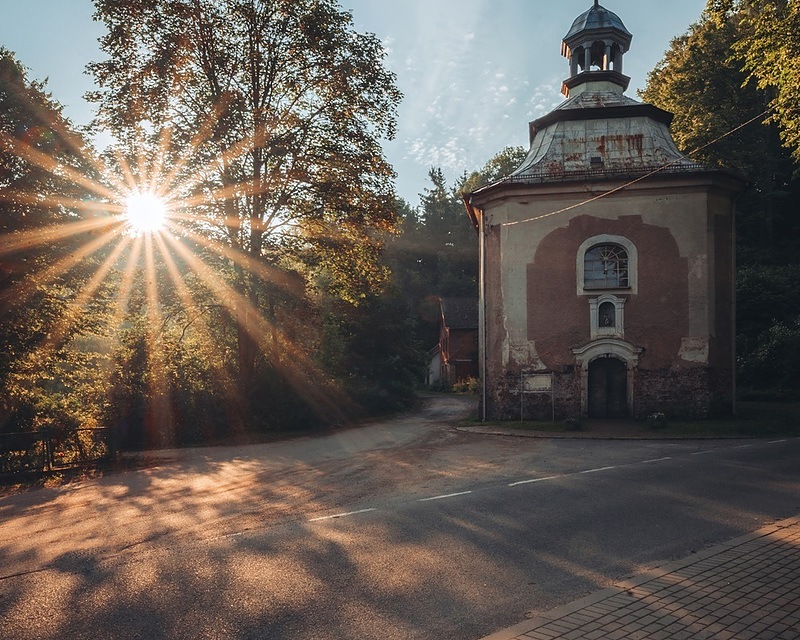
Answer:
[572,338,642,419]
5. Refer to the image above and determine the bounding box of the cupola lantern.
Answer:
[561,1,633,97]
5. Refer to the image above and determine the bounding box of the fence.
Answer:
[0,428,113,476]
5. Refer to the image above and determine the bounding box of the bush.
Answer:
[451,377,480,395]
[738,315,800,399]
[646,412,668,429]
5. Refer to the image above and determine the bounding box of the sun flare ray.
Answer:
[162,233,355,422]
[153,233,246,433]
[108,234,144,333]
[163,222,302,295]
[0,227,121,309]
[0,217,122,257]
[0,131,119,202]
[142,233,174,445]
[34,236,132,355]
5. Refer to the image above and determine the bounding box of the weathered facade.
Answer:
[464,2,745,421]
[436,297,479,386]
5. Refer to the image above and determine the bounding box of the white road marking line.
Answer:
[207,531,245,542]
[580,466,616,474]
[769,439,787,444]
[642,457,672,463]
[735,444,753,449]
[509,475,562,487]
[419,491,473,502]
[309,508,376,522]
[691,450,714,455]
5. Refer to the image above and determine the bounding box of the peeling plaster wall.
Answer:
[476,176,737,420]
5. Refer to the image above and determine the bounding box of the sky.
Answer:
[0,0,707,207]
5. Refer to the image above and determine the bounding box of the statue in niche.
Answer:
[599,301,616,329]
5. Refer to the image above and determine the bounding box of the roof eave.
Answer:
[530,100,672,139]
[466,165,748,207]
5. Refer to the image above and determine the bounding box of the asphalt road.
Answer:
[1,395,798,639]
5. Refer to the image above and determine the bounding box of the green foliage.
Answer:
[319,291,426,414]
[386,148,526,354]
[0,50,109,438]
[736,263,800,398]
[723,1,800,164]
[738,316,800,398]
[641,7,800,395]
[640,8,800,259]
[385,169,478,349]
[0,48,96,229]
[460,146,527,194]
[419,168,477,296]
[736,265,800,345]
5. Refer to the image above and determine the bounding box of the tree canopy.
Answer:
[642,1,800,399]
[85,0,406,433]
[706,0,800,163]
[0,49,109,434]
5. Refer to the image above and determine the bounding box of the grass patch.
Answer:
[674,401,800,438]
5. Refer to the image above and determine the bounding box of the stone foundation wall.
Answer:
[634,367,733,419]
[484,371,581,421]
[482,366,733,421]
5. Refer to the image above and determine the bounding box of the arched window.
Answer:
[576,235,637,295]
[584,243,629,290]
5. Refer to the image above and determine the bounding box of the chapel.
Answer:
[463,1,745,421]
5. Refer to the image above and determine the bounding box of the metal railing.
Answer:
[498,162,712,185]
[0,428,113,476]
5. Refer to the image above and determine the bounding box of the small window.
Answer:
[584,244,629,290]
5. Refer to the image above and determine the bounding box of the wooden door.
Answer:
[588,357,628,418]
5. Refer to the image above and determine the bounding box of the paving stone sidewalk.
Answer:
[482,515,800,640]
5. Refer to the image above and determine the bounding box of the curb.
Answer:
[455,425,756,441]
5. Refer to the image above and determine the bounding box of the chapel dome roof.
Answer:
[564,2,632,42]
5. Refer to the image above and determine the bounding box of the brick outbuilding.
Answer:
[436,297,479,387]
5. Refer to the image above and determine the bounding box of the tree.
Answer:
[460,145,527,195]
[387,150,527,352]
[319,290,426,414]
[88,0,402,399]
[639,7,800,260]
[0,49,108,434]
[641,4,800,398]
[707,1,800,163]
[418,167,476,297]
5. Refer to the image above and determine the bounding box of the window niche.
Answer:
[590,294,626,340]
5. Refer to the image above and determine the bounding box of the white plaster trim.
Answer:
[571,338,643,418]
[589,294,626,340]
[679,337,710,364]
[572,338,642,368]
[576,234,638,295]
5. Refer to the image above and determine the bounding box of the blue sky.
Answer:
[0,0,707,206]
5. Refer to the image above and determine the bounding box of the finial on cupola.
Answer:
[594,0,600,7]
